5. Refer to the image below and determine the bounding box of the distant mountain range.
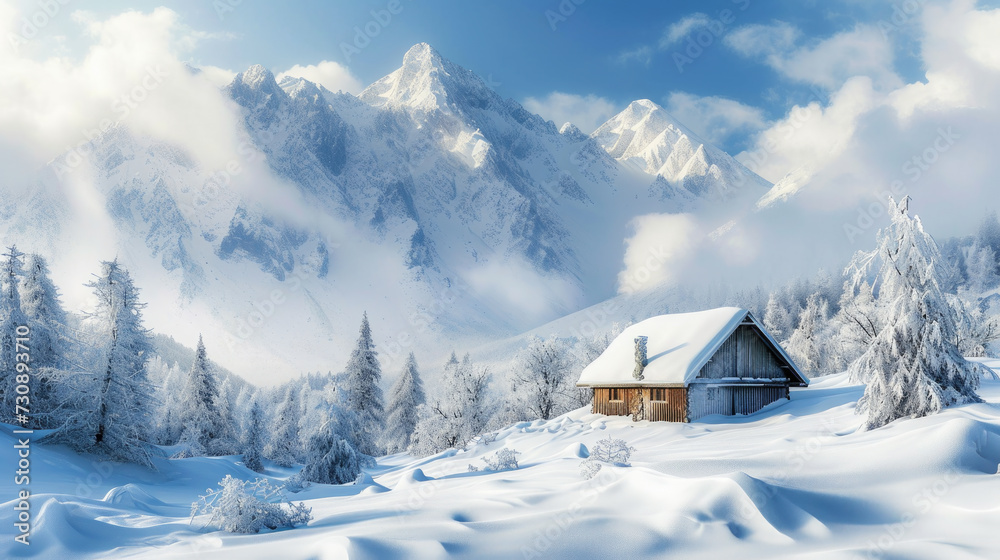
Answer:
[0,43,772,383]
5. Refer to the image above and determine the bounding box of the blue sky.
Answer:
[48,0,934,154]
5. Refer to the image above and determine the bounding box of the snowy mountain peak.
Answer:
[238,64,277,90]
[591,99,770,201]
[359,42,493,116]
[401,42,445,71]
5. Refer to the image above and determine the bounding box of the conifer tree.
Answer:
[383,352,425,454]
[847,197,983,429]
[265,385,302,467]
[0,246,28,424]
[242,398,266,473]
[343,312,384,455]
[178,335,229,456]
[47,259,155,465]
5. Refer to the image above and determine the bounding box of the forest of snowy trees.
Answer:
[0,200,998,476]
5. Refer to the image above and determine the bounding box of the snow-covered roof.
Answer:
[576,307,807,387]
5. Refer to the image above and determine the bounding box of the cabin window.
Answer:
[608,388,623,401]
[651,388,667,401]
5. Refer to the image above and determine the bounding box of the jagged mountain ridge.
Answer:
[0,43,771,383]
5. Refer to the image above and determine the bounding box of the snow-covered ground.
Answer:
[5,366,1000,559]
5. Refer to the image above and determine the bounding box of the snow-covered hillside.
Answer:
[5,366,1000,559]
[0,43,771,384]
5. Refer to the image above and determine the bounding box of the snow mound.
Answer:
[102,484,171,513]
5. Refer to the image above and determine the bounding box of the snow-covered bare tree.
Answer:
[46,259,156,465]
[511,336,573,420]
[847,197,983,429]
[409,353,494,456]
[242,398,266,473]
[383,352,425,454]
[834,280,881,362]
[950,295,999,357]
[265,385,303,467]
[343,313,385,456]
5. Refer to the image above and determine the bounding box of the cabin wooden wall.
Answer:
[699,325,786,380]
[687,385,788,420]
[592,387,687,422]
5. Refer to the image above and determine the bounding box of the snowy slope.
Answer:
[5,369,1000,559]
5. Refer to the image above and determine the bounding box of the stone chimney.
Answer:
[633,336,648,380]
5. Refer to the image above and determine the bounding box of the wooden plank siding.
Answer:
[593,387,686,422]
[699,325,787,380]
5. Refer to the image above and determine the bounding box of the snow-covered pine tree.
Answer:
[847,197,983,429]
[763,292,793,341]
[383,352,425,454]
[265,385,302,467]
[784,293,829,376]
[177,335,233,456]
[46,259,156,465]
[512,336,572,420]
[242,398,266,473]
[300,433,366,485]
[343,313,384,456]
[19,254,67,369]
[0,246,29,424]
[148,357,185,444]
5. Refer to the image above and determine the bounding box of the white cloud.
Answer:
[523,92,621,134]
[618,213,703,295]
[196,65,237,87]
[660,13,712,47]
[705,0,1000,288]
[724,21,800,59]
[276,60,363,94]
[663,92,767,147]
[725,22,901,91]
[616,46,653,66]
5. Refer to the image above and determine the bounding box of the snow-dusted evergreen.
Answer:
[383,352,425,454]
[847,197,983,429]
[19,253,67,369]
[763,292,793,340]
[784,293,838,376]
[0,246,29,424]
[175,336,236,457]
[343,313,384,455]
[45,260,155,465]
[241,397,266,473]
[299,434,368,485]
[265,386,303,467]
[410,353,494,456]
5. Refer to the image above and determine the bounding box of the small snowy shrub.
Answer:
[590,436,635,466]
[191,475,312,534]
[467,464,480,472]
[579,459,603,480]
[282,472,310,493]
[481,447,520,471]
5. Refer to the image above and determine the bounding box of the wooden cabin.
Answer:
[576,307,808,422]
